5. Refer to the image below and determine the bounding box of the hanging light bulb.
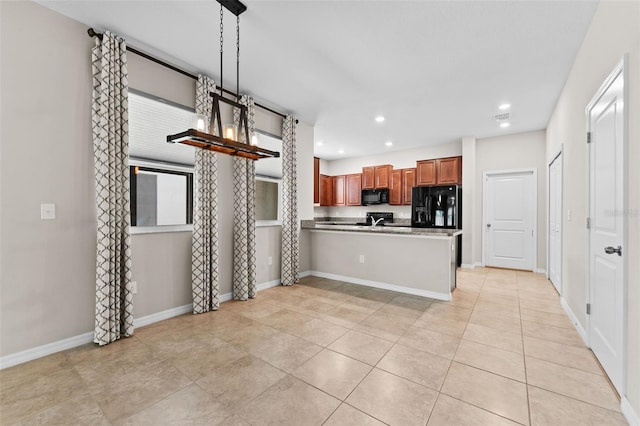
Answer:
[193,114,209,133]
[223,124,238,141]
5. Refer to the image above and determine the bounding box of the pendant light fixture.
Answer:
[167,0,279,160]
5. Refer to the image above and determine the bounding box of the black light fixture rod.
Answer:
[217,0,247,17]
[87,27,296,123]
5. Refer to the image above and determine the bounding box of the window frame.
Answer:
[129,158,194,234]
[255,175,282,228]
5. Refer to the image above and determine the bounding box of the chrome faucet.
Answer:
[371,217,384,228]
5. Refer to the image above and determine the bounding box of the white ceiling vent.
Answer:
[494,112,510,122]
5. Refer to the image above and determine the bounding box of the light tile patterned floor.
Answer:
[0,268,628,425]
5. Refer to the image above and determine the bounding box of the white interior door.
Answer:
[548,153,562,293]
[483,170,536,271]
[588,60,626,394]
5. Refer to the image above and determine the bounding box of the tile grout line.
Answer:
[516,272,534,426]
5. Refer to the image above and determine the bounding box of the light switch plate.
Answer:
[41,203,56,220]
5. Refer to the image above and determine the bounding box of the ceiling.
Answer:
[37,0,598,160]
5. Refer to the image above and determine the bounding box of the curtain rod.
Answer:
[87,28,296,123]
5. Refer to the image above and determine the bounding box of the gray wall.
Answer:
[546,0,640,415]
[1,1,97,357]
[310,231,453,297]
[0,1,314,357]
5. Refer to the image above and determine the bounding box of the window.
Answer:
[256,177,281,223]
[128,91,196,233]
[130,164,193,227]
[254,133,283,226]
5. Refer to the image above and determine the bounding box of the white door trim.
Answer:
[585,55,628,395]
[482,168,537,272]
[547,147,563,294]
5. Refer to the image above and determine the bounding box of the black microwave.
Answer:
[361,188,389,205]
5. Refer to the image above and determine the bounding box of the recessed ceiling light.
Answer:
[338,149,344,154]
[385,141,393,147]
[499,103,511,110]
[500,122,510,128]
[375,116,385,123]
[316,141,323,146]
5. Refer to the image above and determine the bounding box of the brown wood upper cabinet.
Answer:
[416,160,436,185]
[362,166,375,189]
[320,174,332,206]
[346,173,362,206]
[362,165,392,189]
[436,156,462,184]
[416,156,462,185]
[389,169,402,205]
[332,175,346,206]
[313,157,320,204]
[402,168,416,205]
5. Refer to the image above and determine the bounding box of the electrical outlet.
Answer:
[268,256,273,266]
[131,281,138,294]
[40,203,56,220]
[567,209,572,221]
[359,255,365,263]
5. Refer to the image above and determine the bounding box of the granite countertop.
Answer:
[301,220,462,237]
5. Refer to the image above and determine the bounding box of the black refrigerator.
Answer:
[411,185,462,266]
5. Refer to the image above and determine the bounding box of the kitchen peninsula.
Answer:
[302,220,462,301]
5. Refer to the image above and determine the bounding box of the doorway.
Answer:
[587,58,627,395]
[482,169,537,271]
[548,151,563,293]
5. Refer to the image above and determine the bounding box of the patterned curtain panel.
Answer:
[232,95,257,300]
[281,116,299,286]
[192,75,220,314]
[91,31,134,345]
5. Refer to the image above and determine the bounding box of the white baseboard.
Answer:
[309,270,450,301]
[133,303,193,328]
[461,263,475,269]
[560,297,588,345]
[0,277,286,370]
[299,270,312,278]
[0,332,94,370]
[622,397,640,426]
[536,268,547,274]
[257,278,282,291]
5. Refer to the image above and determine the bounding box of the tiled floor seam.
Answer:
[517,274,533,426]
[118,379,193,424]
[436,392,529,426]
[526,383,624,414]
[523,352,605,376]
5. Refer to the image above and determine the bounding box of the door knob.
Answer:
[486,223,491,228]
[604,246,622,256]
